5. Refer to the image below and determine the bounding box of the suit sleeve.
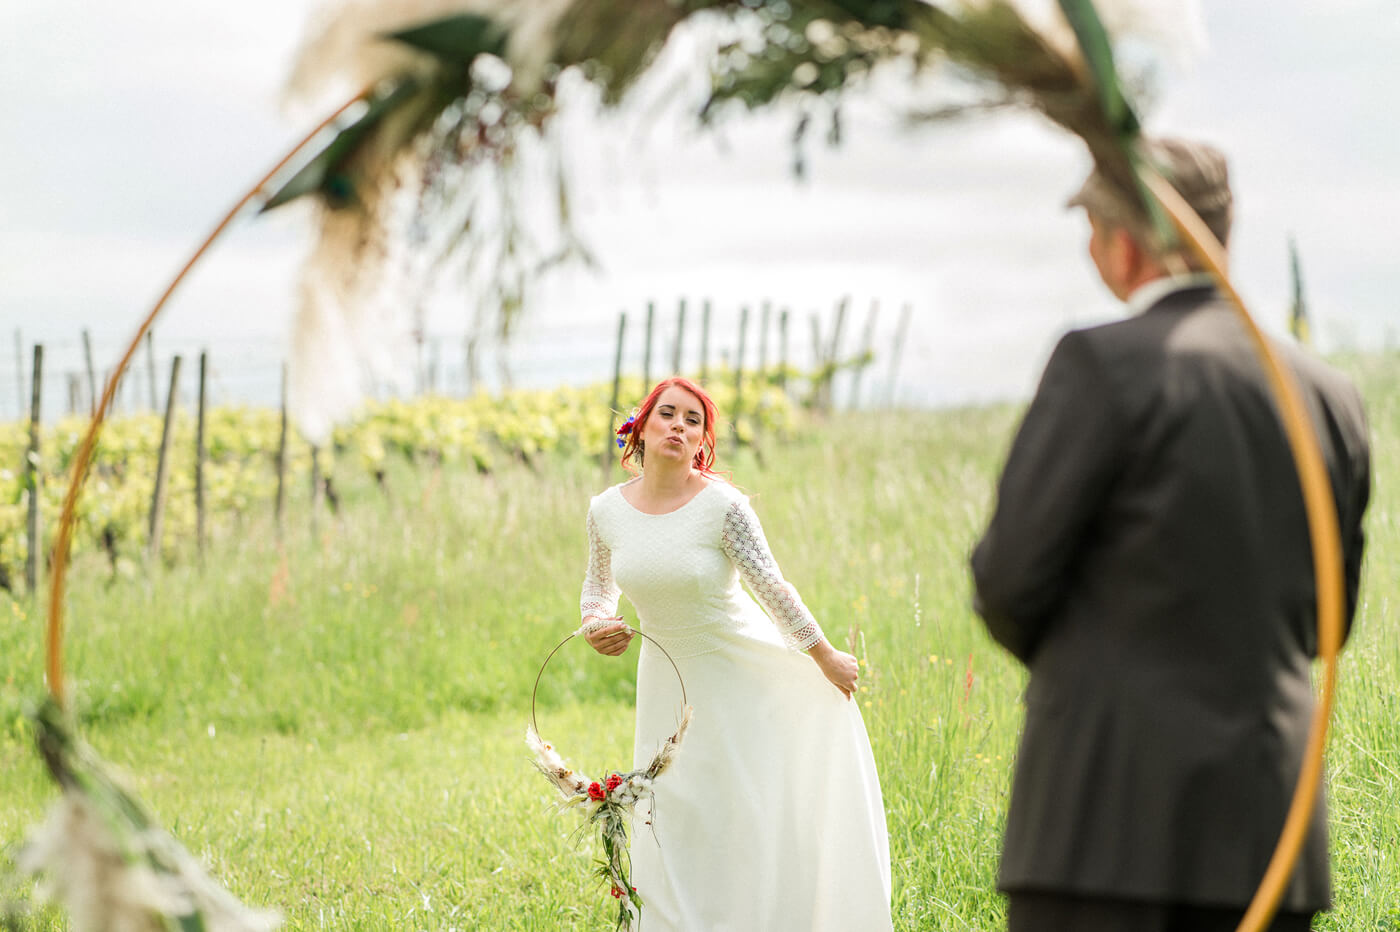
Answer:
[1305,363,1371,647]
[970,330,1127,663]
[1341,392,1371,641]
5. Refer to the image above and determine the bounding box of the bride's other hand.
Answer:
[584,617,633,656]
[809,640,859,699]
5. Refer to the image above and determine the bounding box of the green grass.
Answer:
[2,356,1398,930]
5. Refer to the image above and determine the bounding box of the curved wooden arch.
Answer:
[36,21,1345,932]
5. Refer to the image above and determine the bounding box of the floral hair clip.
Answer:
[615,413,638,449]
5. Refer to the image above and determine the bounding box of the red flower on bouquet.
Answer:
[605,773,624,793]
[588,781,606,801]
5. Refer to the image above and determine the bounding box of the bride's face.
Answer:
[643,386,706,466]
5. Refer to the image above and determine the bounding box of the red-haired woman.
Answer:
[580,376,892,931]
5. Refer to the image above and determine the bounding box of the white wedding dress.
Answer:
[581,478,892,932]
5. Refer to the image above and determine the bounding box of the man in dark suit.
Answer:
[970,137,1371,932]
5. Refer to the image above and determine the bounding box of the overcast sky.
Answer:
[2,1,1397,416]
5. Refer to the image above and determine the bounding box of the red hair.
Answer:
[618,377,719,476]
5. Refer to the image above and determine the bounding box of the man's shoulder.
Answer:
[1060,288,1244,374]
[1050,311,1171,376]
[1272,341,1368,427]
[1067,294,1367,432]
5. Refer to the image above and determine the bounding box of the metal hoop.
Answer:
[530,627,688,738]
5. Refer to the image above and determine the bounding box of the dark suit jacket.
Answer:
[971,284,1370,911]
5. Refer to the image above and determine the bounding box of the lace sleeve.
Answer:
[580,509,621,633]
[721,500,824,650]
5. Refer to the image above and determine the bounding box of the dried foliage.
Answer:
[15,700,280,932]
[270,0,1197,437]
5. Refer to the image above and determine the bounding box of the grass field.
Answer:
[1,356,1397,930]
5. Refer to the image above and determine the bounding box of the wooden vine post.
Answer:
[777,310,789,392]
[310,446,323,536]
[757,301,771,384]
[672,298,686,375]
[81,330,97,416]
[145,331,158,411]
[850,300,879,409]
[826,297,848,412]
[275,363,289,532]
[604,312,627,478]
[195,351,208,557]
[699,300,712,384]
[147,355,182,561]
[642,301,655,389]
[24,345,43,596]
[731,306,749,447]
[886,303,912,408]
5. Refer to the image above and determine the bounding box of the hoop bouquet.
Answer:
[527,628,692,931]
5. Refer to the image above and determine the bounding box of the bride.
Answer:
[580,376,893,931]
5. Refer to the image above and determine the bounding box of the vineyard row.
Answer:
[1,371,806,592]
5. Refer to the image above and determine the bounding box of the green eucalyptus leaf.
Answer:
[386,13,509,62]
[261,79,421,212]
[175,911,206,932]
[1055,0,1138,136]
[1056,0,1178,245]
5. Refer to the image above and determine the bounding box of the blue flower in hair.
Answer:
[615,415,637,449]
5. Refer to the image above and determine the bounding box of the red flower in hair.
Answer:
[615,415,637,448]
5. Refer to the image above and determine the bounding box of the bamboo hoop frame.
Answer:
[1139,171,1346,932]
[43,87,372,708]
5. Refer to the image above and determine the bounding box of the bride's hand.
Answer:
[583,617,633,656]
[809,640,859,700]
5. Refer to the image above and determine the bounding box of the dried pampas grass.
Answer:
[278,0,605,443]
[17,701,280,932]
[925,0,1203,66]
[909,0,1199,238]
[19,793,281,932]
[273,0,1203,440]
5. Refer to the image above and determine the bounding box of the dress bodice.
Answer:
[580,479,823,658]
